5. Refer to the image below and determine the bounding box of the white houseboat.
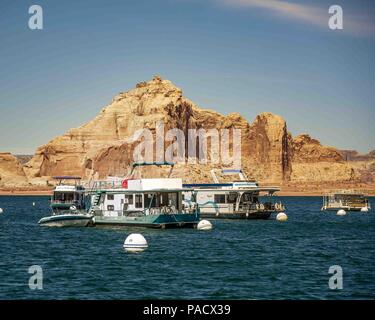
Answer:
[183,169,285,219]
[86,162,200,228]
[322,190,371,211]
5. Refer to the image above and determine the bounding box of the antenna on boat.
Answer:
[129,161,175,179]
[221,169,248,181]
[167,162,174,178]
[52,176,82,186]
[210,169,219,183]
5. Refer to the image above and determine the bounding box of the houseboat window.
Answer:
[227,193,237,203]
[107,194,114,200]
[241,193,252,202]
[135,194,143,208]
[214,194,226,203]
[107,205,114,211]
[160,193,169,206]
[168,192,178,208]
[125,194,134,205]
[144,193,157,208]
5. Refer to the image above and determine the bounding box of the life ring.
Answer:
[122,179,128,188]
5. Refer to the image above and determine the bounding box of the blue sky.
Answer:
[0,0,374,154]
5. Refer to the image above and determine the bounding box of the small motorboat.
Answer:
[38,212,93,227]
[38,176,93,227]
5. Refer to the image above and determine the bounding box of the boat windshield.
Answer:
[53,192,75,202]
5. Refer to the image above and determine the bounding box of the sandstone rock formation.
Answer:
[246,112,292,183]
[338,149,375,184]
[1,75,370,190]
[339,149,375,162]
[0,153,29,187]
[290,134,359,183]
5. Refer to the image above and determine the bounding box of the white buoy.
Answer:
[0,208,3,214]
[276,212,288,222]
[32,202,35,206]
[197,220,213,230]
[361,207,369,213]
[337,209,347,216]
[123,233,148,253]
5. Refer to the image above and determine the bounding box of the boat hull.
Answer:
[200,210,272,220]
[93,213,199,228]
[321,206,371,212]
[38,214,93,227]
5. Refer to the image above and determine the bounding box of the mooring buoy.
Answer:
[276,212,288,221]
[123,233,148,253]
[197,220,213,230]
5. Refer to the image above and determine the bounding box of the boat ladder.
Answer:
[92,193,101,206]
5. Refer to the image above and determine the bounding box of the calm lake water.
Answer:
[0,196,374,300]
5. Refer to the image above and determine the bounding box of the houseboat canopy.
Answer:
[132,161,175,167]
[53,176,82,180]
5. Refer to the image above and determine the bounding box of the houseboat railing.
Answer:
[92,207,196,217]
[51,200,80,204]
[238,202,284,212]
[84,180,125,191]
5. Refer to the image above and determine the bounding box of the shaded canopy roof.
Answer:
[132,161,175,167]
[53,176,81,180]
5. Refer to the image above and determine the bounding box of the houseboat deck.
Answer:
[322,190,371,211]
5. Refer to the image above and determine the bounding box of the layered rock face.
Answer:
[246,113,292,183]
[3,75,365,187]
[290,134,358,183]
[0,153,29,187]
[338,150,375,184]
[339,150,375,161]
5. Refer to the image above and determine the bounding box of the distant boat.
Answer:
[38,176,93,227]
[86,162,200,228]
[183,169,285,219]
[321,190,371,211]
